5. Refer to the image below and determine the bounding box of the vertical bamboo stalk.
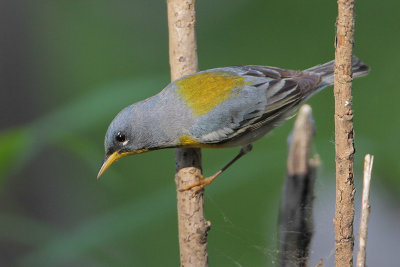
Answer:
[333,0,357,266]
[167,1,209,266]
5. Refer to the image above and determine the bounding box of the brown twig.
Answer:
[356,154,374,267]
[167,1,209,266]
[315,258,325,267]
[333,0,357,266]
[279,105,319,267]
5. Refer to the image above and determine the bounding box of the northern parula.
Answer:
[98,57,369,191]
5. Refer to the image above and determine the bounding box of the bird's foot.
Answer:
[180,173,218,195]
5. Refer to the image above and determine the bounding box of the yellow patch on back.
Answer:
[175,71,248,115]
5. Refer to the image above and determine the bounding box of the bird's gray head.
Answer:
[97,105,150,178]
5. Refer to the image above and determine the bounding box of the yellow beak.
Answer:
[97,151,123,179]
[97,148,149,179]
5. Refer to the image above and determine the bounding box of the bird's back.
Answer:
[160,65,322,148]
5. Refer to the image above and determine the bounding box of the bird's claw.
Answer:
[179,173,217,196]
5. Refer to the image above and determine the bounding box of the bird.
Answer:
[97,57,369,192]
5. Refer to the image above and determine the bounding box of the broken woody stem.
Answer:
[333,0,357,266]
[356,154,374,267]
[167,0,210,266]
[279,105,319,267]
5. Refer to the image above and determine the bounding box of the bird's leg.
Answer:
[182,144,253,194]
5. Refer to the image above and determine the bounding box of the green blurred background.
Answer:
[1,0,399,266]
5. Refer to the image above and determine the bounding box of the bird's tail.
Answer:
[305,56,370,87]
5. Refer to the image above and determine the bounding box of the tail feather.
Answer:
[305,56,370,87]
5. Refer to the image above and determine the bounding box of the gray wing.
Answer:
[189,65,321,144]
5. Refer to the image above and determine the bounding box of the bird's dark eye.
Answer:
[115,132,126,143]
